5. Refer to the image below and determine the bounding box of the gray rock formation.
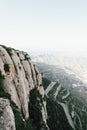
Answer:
[0,98,16,130]
[0,45,48,130]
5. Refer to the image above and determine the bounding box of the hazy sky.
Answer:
[0,0,87,53]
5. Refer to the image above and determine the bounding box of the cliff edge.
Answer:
[0,45,48,130]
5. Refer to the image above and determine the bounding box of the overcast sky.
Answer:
[0,0,87,54]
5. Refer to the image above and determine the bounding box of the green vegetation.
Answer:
[25,53,31,60]
[0,71,24,130]
[0,91,11,99]
[1,45,13,56]
[48,82,59,97]
[29,88,48,130]
[11,101,25,130]
[4,63,10,73]
[11,87,48,130]
[0,71,4,91]
[0,70,47,130]
[42,77,51,90]
[68,96,87,130]
[46,97,73,130]
[24,119,36,130]
[43,76,87,130]
[0,71,11,99]
[0,108,3,116]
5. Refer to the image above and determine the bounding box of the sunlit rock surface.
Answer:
[0,45,48,130]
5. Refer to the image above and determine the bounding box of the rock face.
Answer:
[0,45,48,130]
[0,98,16,130]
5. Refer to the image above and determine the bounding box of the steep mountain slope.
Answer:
[42,77,87,130]
[32,54,87,130]
[1,46,87,130]
[0,45,48,130]
[34,62,87,103]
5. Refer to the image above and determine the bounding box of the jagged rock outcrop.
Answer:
[0,45,48,130]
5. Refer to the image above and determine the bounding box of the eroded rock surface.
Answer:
[0,45,48,130]
[0,98,16,130]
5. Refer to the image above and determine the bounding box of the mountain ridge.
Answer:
[0,45,48,130]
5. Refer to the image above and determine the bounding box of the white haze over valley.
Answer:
[32,51,87,86]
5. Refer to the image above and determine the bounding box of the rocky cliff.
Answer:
[0,45,48,130]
